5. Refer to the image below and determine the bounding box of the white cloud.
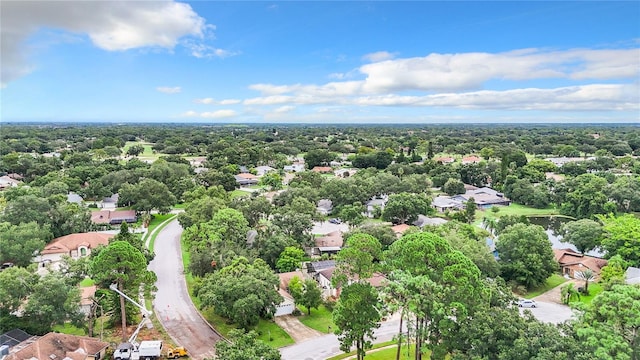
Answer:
[194,98,241,105]
[274,106,295,113]
[362,51,396,62]
[181,109,238,118]
[185,42,239,59]
[201,110,237,118]
[157,86,181,94]
[0,0,222,85]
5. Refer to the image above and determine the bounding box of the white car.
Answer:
[518,299,537,308]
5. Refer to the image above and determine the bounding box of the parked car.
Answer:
[518,299,537,308]
[0,263,14,271]
[329,218,342,224]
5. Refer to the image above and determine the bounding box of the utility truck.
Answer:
[109,284,161,360]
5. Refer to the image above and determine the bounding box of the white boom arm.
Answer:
[109,283,152,316]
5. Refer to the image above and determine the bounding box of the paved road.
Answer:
[518,300,577,324]
[149,219,221,360]
[280,313,403,360]
[281,300,575,360]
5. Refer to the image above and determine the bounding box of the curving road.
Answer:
[149,219,222,360]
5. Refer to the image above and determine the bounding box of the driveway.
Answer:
[149,219,222,360]
[280,313,403,360]
[518,300,577,324]
[274,315,323,343]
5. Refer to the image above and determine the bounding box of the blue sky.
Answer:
[1,1,639,124]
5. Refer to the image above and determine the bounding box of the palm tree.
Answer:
[576,269,596,294]
[560,283,580,304]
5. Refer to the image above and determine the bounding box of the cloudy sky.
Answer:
[1,1,639,124]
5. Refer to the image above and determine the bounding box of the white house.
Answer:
[626,267,640,285]
[283,164,305,172]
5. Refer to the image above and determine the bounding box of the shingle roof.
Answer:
[0,329,32,348]
[5,333,108,360]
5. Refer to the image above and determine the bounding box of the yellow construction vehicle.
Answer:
[165,347,188,359]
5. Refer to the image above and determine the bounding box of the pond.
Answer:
[528,216,605,257]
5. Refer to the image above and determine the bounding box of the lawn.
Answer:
[572,282,604,306]
[326,342,434,360]
[524,273,568,298]
[146,213,176,251]
[201,309,294,348]
[230,189,250,199]
[52,323,86,335]
[296,305,335,334]
[79,278,95,287]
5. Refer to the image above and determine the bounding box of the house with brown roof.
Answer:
[435,157,455,164]
[234,173,259,187]
[5,333,109,360]
[35,233,114,271]
[90,210,137,225]
[311,166,333,173]
[553,248,608,279]
[391,224,412,237]
[79,286,97,316]
[314,231,344,255]
[462,155,481,164]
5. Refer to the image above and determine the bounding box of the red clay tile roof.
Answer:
[311,166,333,173]
[41,233,113,255]
[553,248,608,275]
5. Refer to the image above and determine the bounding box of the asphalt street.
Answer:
[149,219,221,360]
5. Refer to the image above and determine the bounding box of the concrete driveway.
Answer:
[274,315,323,343]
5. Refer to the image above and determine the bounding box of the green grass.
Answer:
[255,319,294,348]
[525,273,568,298]
[80,278,95,287]
[326,341,435,360]
[173,203,187,209]
[297,305,335,334]
[146,214,176,251]
[572,282,604,306]
[230,190,250,199]
[53,323,86,335]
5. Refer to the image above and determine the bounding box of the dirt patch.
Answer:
[274,315,324,343]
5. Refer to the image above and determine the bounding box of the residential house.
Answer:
[432,196,464,212]
[90,210,137,225]
[67,192,84,204]
[311,166,333,173]
[0,176,20,190]
[283,164,305,172]
[316,267,339,298]
[316,199,333,215]
[314,231,343,256]
[366,197,387,218]
[391,224,412,237]
[461,155,481,164]
[553,248,608,279]
[36,233,114,271]
[255,166,276,177]
[625,267,640,285]
[189,157,207,167]
[101,193,119,209]
[306,260,336,275]
[0,329,33,354]
[193,167,208,174]
[413,215,448,228]
[452,187,511,209]
[435,157,455,164]
[234,174,259,187]
[276,271,306,316]
[334,168,357,178]
[79,286,97,316]
[5,333,109,360]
